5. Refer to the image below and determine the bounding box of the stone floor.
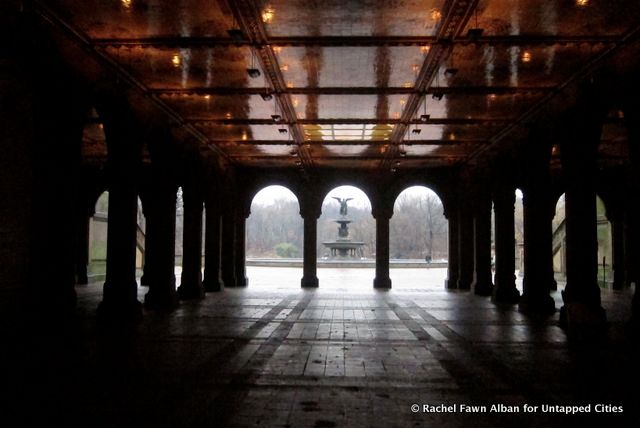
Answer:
[7,267,640,427]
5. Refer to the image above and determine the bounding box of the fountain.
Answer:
[322,197,365,258]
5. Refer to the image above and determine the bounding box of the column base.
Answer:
[203,278,224,292]
[97,298,142,324]
[76,268,88,285]
[473,281,493,296]
[518,294,555,314]
[236,276,248,287]
[222,275,237,288]
[456,278,472,290]
[144,288,179,311]
[373,277,392,289]
[177,282,206,300]
[492,286,520,304]
[445,278,458,290]
[559,303,607,340]
[301,275,319,288]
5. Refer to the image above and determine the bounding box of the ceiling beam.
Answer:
[226,0,314,169]
[91,35,620,48]
[152,86,552,96]
[187,118,512,126]
[381,0,479,170]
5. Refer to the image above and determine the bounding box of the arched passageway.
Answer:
[390,186,448,287]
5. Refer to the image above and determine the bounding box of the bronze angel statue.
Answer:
[332,197,353,216]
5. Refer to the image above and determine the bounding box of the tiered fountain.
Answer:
[322,197,365,258]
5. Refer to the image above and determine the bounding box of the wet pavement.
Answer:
[14,267,640,427]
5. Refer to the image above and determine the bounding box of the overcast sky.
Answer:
[251,185,441,208]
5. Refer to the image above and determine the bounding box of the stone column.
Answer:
[457,207,474,290]
[472,195,493,296]
[75,210,91,285]
[301,206,320,288]
[203,195,224,292]
[178,187,205,299]
[98,168,143,322]
[624,107,640,326]
[519,186,556,313]
[444,205,459,289]
[492,188,520,303]
[234,210,248,287]
[609,211,625,290]
[143,179,179,310]
[373,207,392,289]
[623,211,637,288]
[559,116,606,334]
[221,209,237,288]
[139,198,153,287]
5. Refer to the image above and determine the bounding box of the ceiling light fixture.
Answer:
[521,51,532,63]
[171,54,181,68]
[246,50,261,78]
[121,0,132,9]
[430,8,442,21]
[467,8,484,41]
[271,114,282,122]
[260,92,273,101]
[576,0,589,6]
[420,97,430,122]
[432,92,443,101]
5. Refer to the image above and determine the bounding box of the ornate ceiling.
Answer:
[38,0,640,171]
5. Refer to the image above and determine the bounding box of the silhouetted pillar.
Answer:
[623,211,637,288]
[373,208,392,289]
[75,211,91,285]
[559,113,606,334]
[139,199,153,287]
[609,212,625,290]
[234,210,248,287]
[221,210,237,288]
[625,107,640,325]
[98,170,142,322]
[445,206,459,289]
[178,187,205,299]
[203,195,224,292]
[457,207,474,290]
[144,180,178,310]
[520,186,555,313]
[493,188,520,303]
[472,195,493,296]
[301,206,320,288]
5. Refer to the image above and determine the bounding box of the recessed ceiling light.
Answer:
[430,9,442,21]
[576,0,589,6]
[262,7,275,23]
[521,51,532,63]
[171,54,181,67]
[121,0,132,9]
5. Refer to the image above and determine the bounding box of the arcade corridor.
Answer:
[3,0,640,426]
